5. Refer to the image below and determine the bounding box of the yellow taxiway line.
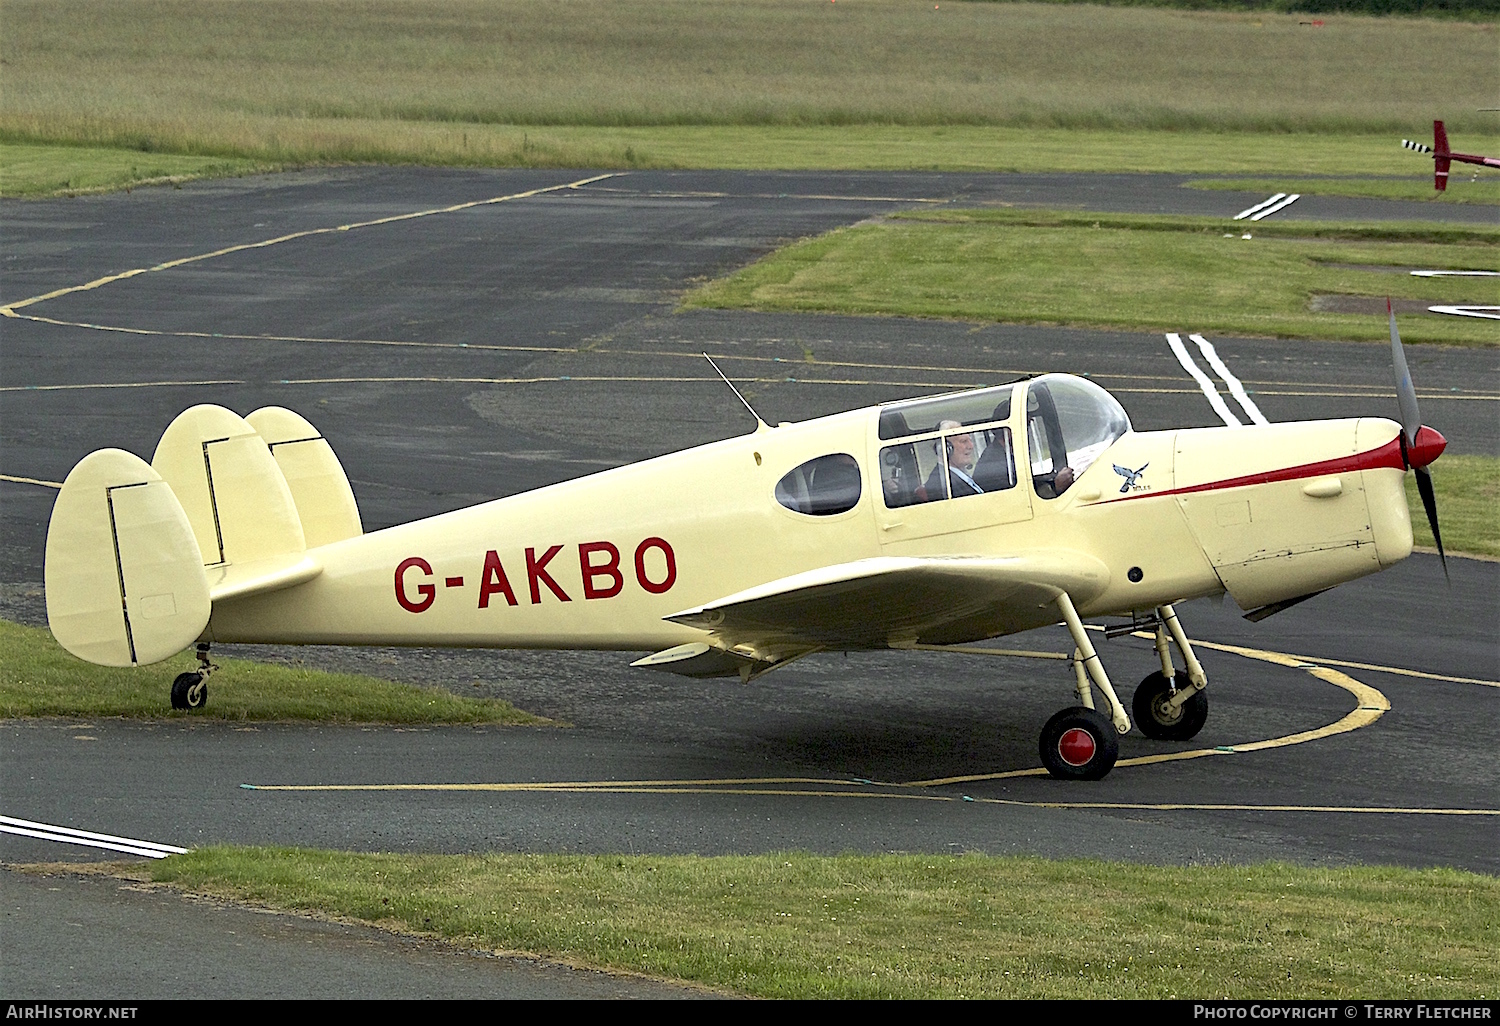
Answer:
[3,308,1494,405]
[0,174,617,318]
[237,640,1499,816]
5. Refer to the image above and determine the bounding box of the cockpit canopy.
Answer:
[874,376,1129,503]
[1024,374,1131,498]
[876,384,1017,508]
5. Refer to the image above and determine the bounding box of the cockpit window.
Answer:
[1026,374,1131,499]
[880,424,1017,508]
[775,453,863,516]
[878,385,1015,439]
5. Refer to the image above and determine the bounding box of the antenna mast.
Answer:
[703,353,768,431]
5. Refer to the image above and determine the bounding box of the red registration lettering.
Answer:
[578,541,624,600]
[634,537,677,595]
[478,549,518,608]
[395,557,435,613]
[526,545,571,604]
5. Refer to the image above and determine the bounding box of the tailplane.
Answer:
[44,406,362,666]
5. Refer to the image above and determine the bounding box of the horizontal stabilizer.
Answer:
[45,450,210,666]
[667,552,1110,651]
[207,552,322,603]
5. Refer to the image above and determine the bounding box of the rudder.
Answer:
[45,450,211,666]
[245,407,363,548]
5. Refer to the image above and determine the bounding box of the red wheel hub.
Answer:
[1057,726,1097,767]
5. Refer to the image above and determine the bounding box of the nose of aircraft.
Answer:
[1407,425,1447,470]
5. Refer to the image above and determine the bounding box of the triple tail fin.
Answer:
[44,405,362,666]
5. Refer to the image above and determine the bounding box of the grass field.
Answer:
[685,209,1500,345]
[135,847,1498,998]
[2,0,1496,196]
[1408,455,1500,558]
[0,619,547,723]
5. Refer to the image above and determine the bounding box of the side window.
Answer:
[881,427,1015,508]
[775,454,863,516]
[880,440,944,508]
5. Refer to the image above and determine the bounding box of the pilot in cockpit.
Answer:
[927,419,984,498]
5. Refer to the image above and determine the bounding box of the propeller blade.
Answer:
[1388,299,1447,582]
[1389,299,1421,446]
[1414,465,1448,581]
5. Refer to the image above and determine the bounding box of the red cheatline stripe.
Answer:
[1105,436,1405,505]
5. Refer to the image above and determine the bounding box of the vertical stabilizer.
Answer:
[151,405,305,567]
[1434,120,1451,190]
[245,407,363,548]
[45,450,211,666]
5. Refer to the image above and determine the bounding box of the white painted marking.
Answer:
[0,814,188,859]
[1166,333,1241,427]
[1188,334,1270,425]
[1249,193,1301,221]
[1234,193,1286,220]
[0,474,63,489]
[1428,305,1500,320]
[1410,270,1499,277]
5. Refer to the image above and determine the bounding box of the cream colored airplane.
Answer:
[42,311,1447,780]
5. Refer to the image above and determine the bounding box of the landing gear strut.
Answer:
[1130,605,1209,741]
[1040,597,1212,779]
[1041,593,1130,781]
[170,643,217,711]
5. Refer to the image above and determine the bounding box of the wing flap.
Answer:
[667,552,1110,651]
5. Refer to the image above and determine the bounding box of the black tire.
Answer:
[1131,670,1207,741]
[1038,706,1119,781]
[171,672,208,711]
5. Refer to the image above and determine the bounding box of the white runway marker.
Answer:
[1428,305,1500,320]
[1234,193,1287,220]
[0,814,188,859]
[1166,333,1241,427]
[1410,270,1499,277]
[1189,334,1270,425]
[1248,193,1301,220]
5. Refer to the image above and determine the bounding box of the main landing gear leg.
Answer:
[170,643,217,711]
[1131,603,1209,741]
[1039,593,1130,781]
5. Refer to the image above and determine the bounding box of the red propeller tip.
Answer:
[1408,425,1446,470]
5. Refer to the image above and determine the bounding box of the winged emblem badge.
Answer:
[1112,462,1149,493]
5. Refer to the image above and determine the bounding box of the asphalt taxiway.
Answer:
[1,168,1496,995]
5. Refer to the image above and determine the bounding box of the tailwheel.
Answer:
[1039,706,1119,781]
[1131,670,1207,741]
[171,672,208,711]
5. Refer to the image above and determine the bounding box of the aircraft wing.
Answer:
[665,552,1110,655]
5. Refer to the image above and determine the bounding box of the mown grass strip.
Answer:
[0,143,274,198]
[14,128,1500,200]
[145,847,1499,998]
[684,209,1500,345]
[0,620,547,724]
